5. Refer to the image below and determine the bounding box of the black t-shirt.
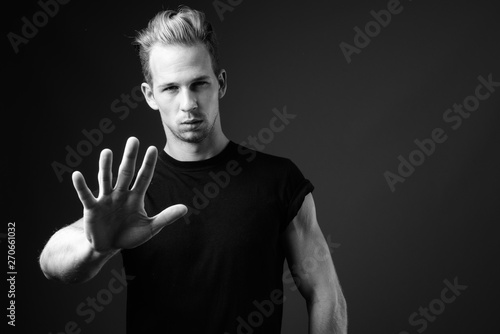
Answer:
[122,141,314,333]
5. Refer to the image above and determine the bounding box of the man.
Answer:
[39,6,347,333]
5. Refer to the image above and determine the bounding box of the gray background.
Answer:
[5,0,500,333]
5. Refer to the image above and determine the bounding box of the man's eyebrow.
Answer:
[158,75,212,88]
[191,75,211,82]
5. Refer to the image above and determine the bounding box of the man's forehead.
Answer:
[149,43,213,82]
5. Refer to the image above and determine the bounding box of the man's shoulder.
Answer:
[231,142,296,169]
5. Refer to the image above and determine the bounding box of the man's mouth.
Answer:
[181,119,203,130]
[182,119,202,125]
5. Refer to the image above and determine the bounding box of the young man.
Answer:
[39,7,347,333]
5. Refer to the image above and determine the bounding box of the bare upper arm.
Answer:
[282,193,340,301]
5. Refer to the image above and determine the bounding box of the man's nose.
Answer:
[179,88,198,112]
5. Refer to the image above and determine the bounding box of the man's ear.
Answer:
[141,82,159,110]
[217,69,227,99]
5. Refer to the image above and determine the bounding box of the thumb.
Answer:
[150,204,188,235]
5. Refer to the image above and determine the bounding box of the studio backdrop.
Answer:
[5,0,500,333]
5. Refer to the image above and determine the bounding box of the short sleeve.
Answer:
[281,159,314,231]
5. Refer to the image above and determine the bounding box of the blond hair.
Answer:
[134,6,220,86]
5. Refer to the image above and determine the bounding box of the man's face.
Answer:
[142,43,225,144]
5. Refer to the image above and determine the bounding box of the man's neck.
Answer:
[163,134,229,162]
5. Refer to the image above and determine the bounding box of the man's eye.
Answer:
[194,81,208,87]
[163,86,178,92]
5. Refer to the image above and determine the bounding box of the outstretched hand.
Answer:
[72,137,187,254]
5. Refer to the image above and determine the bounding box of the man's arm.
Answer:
[39,137,187,284]
[39,218,119,284]
[283,193,347,334]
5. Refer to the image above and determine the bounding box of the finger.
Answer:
[150,204,188,235]
[115,137,139,191]
[98,149,113,196]
[131,146,158,195]
[72,171,97,209]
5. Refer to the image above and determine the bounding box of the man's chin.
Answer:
[176,131,209,144]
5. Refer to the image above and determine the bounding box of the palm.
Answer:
[73,137,187,253]
[82,192,152,251]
